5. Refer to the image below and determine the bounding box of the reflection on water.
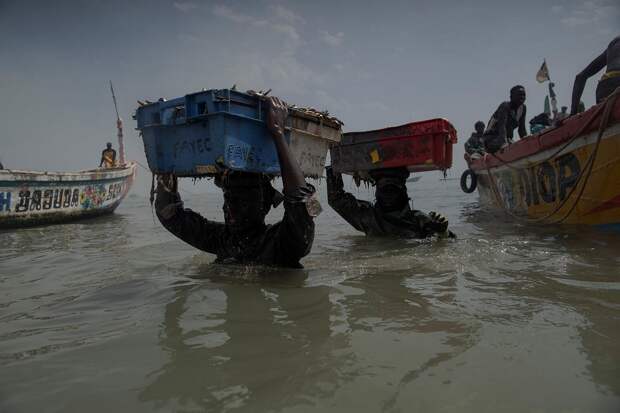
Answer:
[0,181,619,412]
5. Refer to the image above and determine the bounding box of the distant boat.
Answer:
[463,90,620,227]
[0,163,136,229]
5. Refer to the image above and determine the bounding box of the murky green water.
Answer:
[1,177,619,412]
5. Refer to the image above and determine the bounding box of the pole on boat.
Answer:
[110,81,125,165]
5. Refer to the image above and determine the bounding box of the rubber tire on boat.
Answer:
[460,169,477,193]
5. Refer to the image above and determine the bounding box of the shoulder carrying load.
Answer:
[330,118,457,176]
[134,89,342,178]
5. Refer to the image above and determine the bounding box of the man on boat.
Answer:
[483,85,527,153]
[99,142,117,168]
[154,97,320,268]
[325,166,454,239]
[571,36,620,115]
[464,121,486,156]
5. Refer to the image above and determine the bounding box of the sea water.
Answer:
[1,175,619,412]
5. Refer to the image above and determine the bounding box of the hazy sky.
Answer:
[1,0,619,176]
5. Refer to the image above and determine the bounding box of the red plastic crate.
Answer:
[331,118,457,173]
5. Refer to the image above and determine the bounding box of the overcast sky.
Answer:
[1,0,619,178]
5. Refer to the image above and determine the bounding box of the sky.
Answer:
[1,0,619,181]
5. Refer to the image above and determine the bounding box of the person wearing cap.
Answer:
[483,85,527,153]
[154,97,320,268]
[325,166,454,238]
[100,142,117,168]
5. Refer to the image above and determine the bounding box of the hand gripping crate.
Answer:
[135,89,342,177]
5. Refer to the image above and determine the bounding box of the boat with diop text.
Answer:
[462,89,620,227]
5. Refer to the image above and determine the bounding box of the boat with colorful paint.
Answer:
[0,163,137,229]
[463,89,620,227]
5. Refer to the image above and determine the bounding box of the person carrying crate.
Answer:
[325,166,454,239]
[154,97,321,268]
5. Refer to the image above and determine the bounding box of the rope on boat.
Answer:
[483,87,620,224]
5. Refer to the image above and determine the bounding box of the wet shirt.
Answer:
[155,184,317,268]
[464,132,485,154]
[485,102,527,142]
[606,36,620,73]
[326,170,438,238]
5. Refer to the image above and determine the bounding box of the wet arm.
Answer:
[267,97,306,196]
[326,166,373,233]
[154,177,224,254]
[571,51,607,115]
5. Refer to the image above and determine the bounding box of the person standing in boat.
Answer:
[483,85,527,153]
[571,35,620,115]
[325,166,454,239]
[464,121,486,156]
[99,142,117,168]
[154,97,320,268]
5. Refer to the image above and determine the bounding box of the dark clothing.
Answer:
[155,183,316,268]
[485,101,527,142]
[596,76,620,103]
[464,132,485,155]
[572,36,620,114]
[483,101,527,153]
[326,168,446,238]
[100,148,117,168]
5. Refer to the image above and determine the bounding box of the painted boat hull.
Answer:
[0,163,137,229]
[467,96,620,226]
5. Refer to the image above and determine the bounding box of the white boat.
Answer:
[0,163,137,229]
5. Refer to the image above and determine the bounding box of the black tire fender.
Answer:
[460,169,477,193]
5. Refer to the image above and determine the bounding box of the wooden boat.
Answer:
[0,163,137,229]
[0,82,137,229]
[464,89,620,227]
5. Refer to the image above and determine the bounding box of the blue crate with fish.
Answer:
[135,89,342,177]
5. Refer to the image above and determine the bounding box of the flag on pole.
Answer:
[536,60,550,83]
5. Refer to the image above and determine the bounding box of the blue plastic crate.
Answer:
[135,89,341,177]
[136,90,279,176]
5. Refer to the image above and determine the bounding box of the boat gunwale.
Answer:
[0,162,137,182]
[467,99,620,171]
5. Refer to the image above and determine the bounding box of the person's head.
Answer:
[474,121,485,134]
[106,142,112,150]
[369,168,410,212]
[561,106,568,113]
[510,85,526,107]
[216,171,278,231]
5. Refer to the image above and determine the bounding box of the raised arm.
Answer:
[154,174,225,255]
[266,97,306,196]
[571,50,607,115]
[326,166,374,233]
